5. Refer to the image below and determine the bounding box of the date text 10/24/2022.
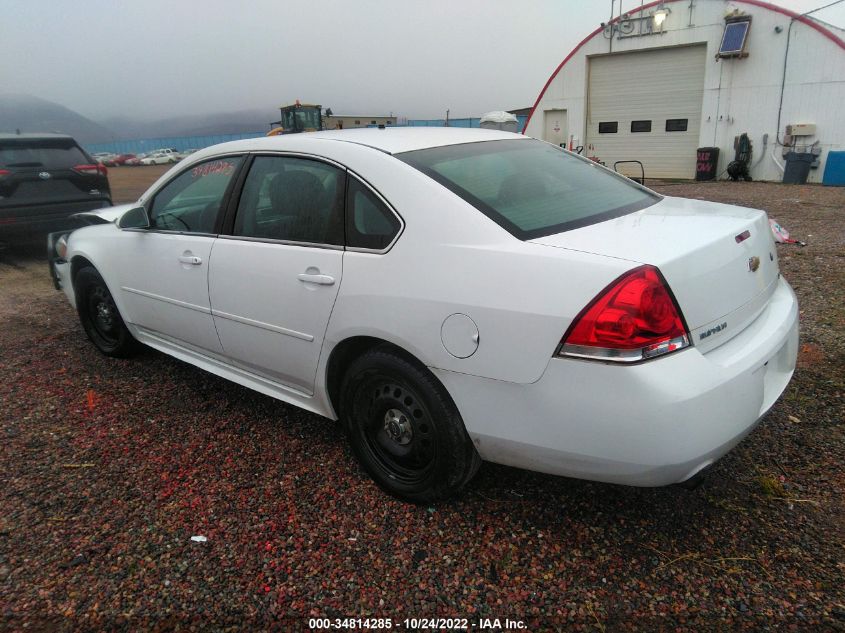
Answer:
[308,617,527,630]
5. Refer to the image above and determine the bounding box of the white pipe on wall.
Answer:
[771,147,785,173]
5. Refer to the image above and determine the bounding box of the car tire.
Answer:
[75,266,141,358]
[340,345,481,502]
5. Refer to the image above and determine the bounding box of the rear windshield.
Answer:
[0,140,88,169]
[397,139,658,240]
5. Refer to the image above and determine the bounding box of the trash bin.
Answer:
[696,147,719,181]
[783,152,813,184]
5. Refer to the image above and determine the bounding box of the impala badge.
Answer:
[38,171,52,180]
[700,322,728,341]
[748,256,760,272]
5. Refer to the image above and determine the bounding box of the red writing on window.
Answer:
[192,160,235,179]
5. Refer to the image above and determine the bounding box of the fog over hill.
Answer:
[0,94,116,143]
[100,108,278,139]
[0,94,281,143]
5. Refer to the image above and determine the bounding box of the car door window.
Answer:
[346,177,401,250]
[232,156,344,246]
[149,156,243,233]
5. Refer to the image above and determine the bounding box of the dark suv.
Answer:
[0,133,112,241]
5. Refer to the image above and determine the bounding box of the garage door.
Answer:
[586,45,706,179]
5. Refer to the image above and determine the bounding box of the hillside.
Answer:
[0,94,116,144]
[100,108,277,139]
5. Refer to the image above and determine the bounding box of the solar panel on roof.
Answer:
[719,21,750,56]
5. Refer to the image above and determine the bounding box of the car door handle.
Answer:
[178,255,202,265]
[297,273,335,285]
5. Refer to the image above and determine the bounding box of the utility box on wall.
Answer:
[785,123,817,137]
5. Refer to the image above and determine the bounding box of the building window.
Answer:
[598,121,618,134]
[666,119,688,132]
[371,121,377,125]
[355,120,361,125]
[631,120,652,133]
[386,120,392,125]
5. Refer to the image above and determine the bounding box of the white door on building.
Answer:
[586,45,706,179]
[543,109,568,148]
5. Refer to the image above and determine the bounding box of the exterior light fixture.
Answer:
[653,8,669,28]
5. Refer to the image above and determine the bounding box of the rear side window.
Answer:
[233,155,345,246]
[346,177,400,250]
[397,139,658,240]
[0,140,88,169]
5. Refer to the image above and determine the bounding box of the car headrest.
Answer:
[269,170,325,215]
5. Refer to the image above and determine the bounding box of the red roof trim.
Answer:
[739,0,845,48]
[521,0,845,133]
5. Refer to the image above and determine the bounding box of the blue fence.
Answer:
[405,115,528,129]
[85,132,267,156]
[84,116,529,155]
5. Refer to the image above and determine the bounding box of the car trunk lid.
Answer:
[531,196,780,352]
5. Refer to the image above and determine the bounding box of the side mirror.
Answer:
[118,206,150,229]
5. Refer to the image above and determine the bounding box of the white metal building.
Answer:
[323,115,397,129]
[523,0,845,181]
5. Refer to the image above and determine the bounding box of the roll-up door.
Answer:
[586,45,706,179]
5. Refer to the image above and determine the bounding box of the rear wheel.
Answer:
[341,346,480,502]
[75,266,140,358]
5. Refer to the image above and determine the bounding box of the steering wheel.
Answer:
[156,212,190,231]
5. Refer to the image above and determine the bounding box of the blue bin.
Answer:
[822,151,845,186]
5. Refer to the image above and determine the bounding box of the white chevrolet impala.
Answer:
[49,128,798,501]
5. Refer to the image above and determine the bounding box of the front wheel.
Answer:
[75,266,141,358]
[341,346,480,502]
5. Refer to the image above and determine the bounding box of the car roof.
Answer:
[0,133,76,141]
[212,127,529,157]
[308,127,526,154]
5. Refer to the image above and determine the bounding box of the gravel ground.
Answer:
[0,176,843,631]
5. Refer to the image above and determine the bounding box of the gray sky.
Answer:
[2,0,843,122]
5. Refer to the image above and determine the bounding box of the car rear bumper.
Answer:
[0,199,112,236]
[434,276,799,486]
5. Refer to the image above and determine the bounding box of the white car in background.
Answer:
[48,128,798,501]
[91,152,117,165]
[140,149,179,165]
[176,148,199,161]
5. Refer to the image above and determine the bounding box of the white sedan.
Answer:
[140,149,179,165]
[49,128,798,501]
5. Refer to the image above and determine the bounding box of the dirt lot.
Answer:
[107,165,171,204]
[0,169,843,630]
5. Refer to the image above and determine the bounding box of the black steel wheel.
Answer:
[75,266,141,358]
[341,345,480,502]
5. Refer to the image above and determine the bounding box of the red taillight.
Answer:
[0,169,10,177]
[73,164,107,176]
[559,265,689,362]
